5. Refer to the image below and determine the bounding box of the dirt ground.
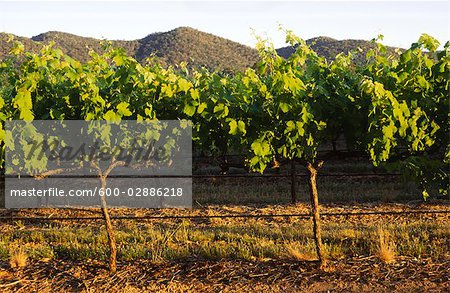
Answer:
[0,257,449,292]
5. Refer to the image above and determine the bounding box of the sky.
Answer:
[0,1,448,49]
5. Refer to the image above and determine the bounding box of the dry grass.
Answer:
[284,242,317,261]
[9,247,28,269]
[0,204,448,265]
[376,227,396,264]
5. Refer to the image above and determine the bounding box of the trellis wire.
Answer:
[0,209,448,222]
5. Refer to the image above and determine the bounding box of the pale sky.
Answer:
[0,1,448,49]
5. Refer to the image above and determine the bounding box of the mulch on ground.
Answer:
[0,257,449,292]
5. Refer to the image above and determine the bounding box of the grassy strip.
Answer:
[1,215,448,265]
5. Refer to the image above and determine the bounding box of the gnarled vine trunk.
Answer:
[91,160,124,274]
[100,175,117,274]
[306,161,326,265]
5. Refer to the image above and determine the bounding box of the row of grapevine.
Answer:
[0,32,448,270]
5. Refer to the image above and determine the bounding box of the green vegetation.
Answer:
[0,29,448,271]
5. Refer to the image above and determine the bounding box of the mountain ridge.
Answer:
[0,27,398,71]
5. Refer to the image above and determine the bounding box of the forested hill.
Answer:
[0,27,400,71]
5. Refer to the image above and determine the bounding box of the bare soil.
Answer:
[0,257,449,292]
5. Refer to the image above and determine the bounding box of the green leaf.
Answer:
[399,101,410,117]
[144,107,153,117]
[296,121,305,136]
[103,110,120,121]
[197,102,207,114]
[400,50,411,63]
[113,55,125,66]
[251,141,270,156]
[301,107,309,123]
[382,123,397,139]
[85,113,95,120]
[237,121,246,135]
[373,82,385,98]
[190,88,200,100]
[14,88,33,110]
[251,141,262,155]
[286,121,295,132]
[419,34,440,52]
[306,134,314,146]
[424,57,433,70]
[213,103,229,117]
[279,102,291,113]
[116,102,132,117]
[393,107,402,120]
[422,189,429,200]
[361,79,374,94]
[229,120,238,135]
[161,84,174,98]
[282,73,305,93]
[178,78,192,93]
[430,121,440,136]
[213,104,223,113]
[249,156,259,167]
[0,124,4,143]
[416,76,429,90]
[20,109,34,121]
[180,119,191,129]
[10,41,24,55]
[184,103,196,117]
[229,120,246,135]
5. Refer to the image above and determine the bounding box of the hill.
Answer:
[0,27,259,72]
[277,36,400,63]
[1,28,401,71]
[134,27,259,71]
[30,31,140,62]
